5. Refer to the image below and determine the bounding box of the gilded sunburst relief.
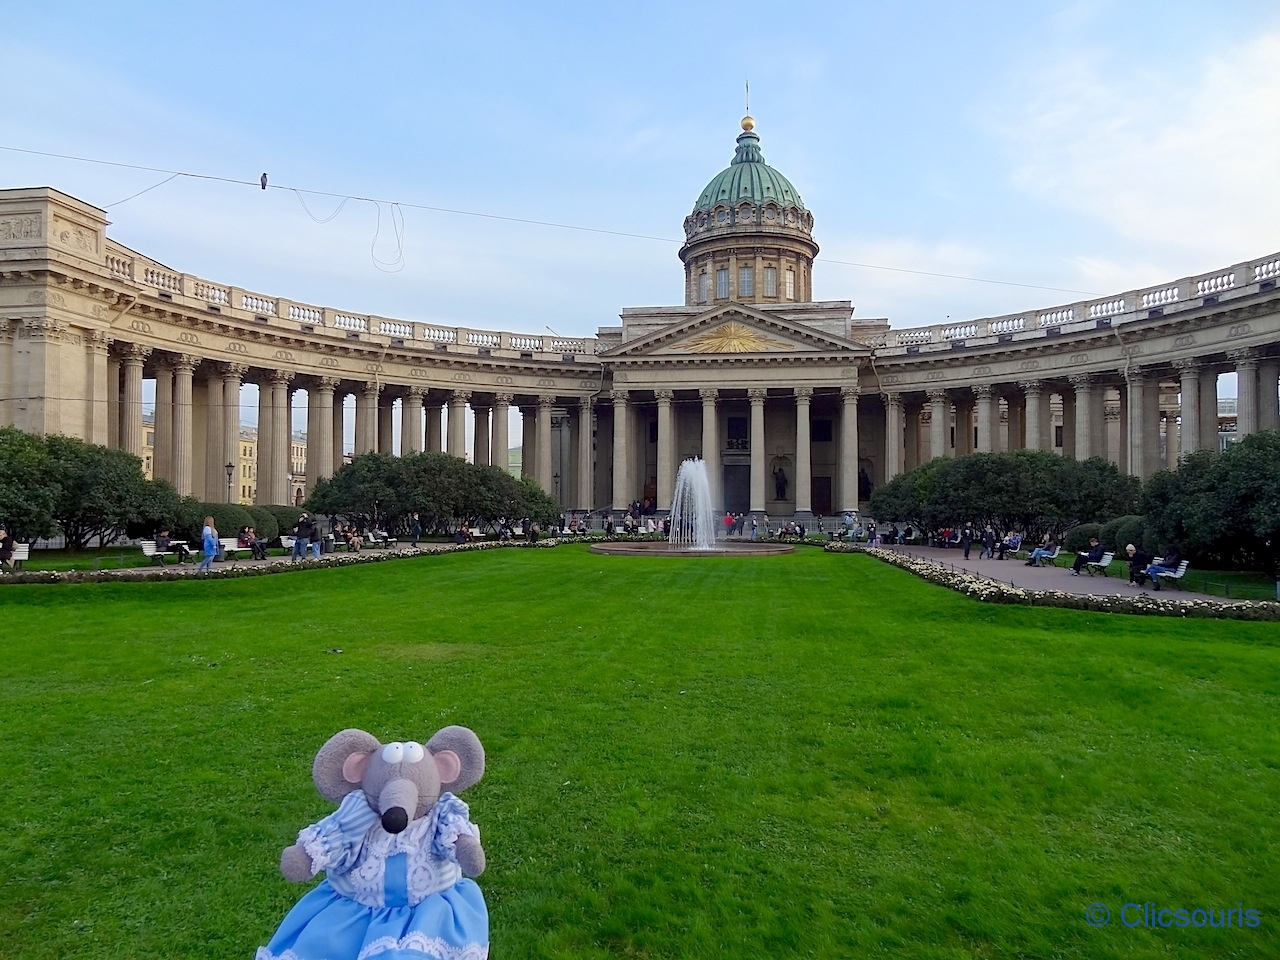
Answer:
[684,321,789,353]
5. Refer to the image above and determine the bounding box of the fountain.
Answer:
[589,458,794,557]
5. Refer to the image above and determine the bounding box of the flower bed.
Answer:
[0,537,573,586]
[825,542,1280,621]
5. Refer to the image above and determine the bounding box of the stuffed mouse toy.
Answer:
[256,725,488,960]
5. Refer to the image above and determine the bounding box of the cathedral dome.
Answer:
[692,117,806,213]
[681,118,815,248]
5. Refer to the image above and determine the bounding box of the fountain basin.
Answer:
[589,540,794,557]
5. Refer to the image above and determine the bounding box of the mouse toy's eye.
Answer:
[381,742,405,764]
[403,741,425,764]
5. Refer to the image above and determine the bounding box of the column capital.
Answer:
[318,376,341,391]
[537,394,556,409]
[88,330,113,352]
[270,369,295,387]
[698,387,719,402]
[1174,358,1201,374]
[173,354,201,374]
[794,386,814,401]
[972,384,995,400]
[579,395,594,409]
[927,388,948,404]
[450,389,470,404]
[121,343,151,363]
[747,388,768,402]
[224,363,249,380]
[1018,379,1043,393]
[1068,373,1094,389]
[494,392,514,405]
[405,385,426,401]
[610,390,629,405]
[883,390,902,406]
[840,384,861,400]
[654,389,674,403]
[1122,364,1145,383]
[1229,347,1259,365]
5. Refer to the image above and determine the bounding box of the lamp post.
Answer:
[225,462,235,503]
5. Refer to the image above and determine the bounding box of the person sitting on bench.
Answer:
[1071,537,1105,576]
[1144,546,1182,591]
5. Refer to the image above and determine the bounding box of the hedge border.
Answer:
[825,542,1280,621]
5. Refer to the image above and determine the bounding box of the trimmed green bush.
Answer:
[1063,522,1102,552]
[244,505,279,542]
[1114,515,1147,552]
[262,504,305,536]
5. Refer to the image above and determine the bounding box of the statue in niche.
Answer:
[773,466,788,500]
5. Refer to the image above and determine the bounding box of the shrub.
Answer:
[1113,515,1148,552]
[263,505,305,536]
[1063,523,1102,553]
[179,503,255,543]
[244,506,279,542]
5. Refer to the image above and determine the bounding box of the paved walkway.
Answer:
[877,545,1210,599]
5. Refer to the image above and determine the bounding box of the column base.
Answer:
[791,509,814,520]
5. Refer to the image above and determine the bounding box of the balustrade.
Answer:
[378,320,412,338]
[242,293,278,316]
[1039,307,1074,327]
[333,313,369,332]
[288,304,323,324]
[1197,271,1236,295]
[1089,298,1125,318]
[1255,259,1280,282]
[421,326,458,343]
[193,281,230,305]
[1140,286,1180,308]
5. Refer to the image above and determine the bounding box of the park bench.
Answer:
[1085,551,1116,576]
[140,539,179,565]
[367,531,398,549]
[1153,559,1191,590]
[219,538,255,564]
[3,542,30,570]
[1026,546,1061,567]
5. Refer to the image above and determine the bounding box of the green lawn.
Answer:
[1,547,1277,959]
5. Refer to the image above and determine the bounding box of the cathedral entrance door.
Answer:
[722,465,750,514]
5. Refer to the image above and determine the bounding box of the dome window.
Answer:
[738,204,753,222]
[763,205,778,221]
[738,266,754,297]
[716,268,729,299]
[785,269,795,300]
[698,272,709,303]
[716,209,727,223]
[764,267,778,297]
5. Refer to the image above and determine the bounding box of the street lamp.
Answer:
[225,462,235,503]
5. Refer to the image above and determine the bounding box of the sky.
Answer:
[6,0,1278,442]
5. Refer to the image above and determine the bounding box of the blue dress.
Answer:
[257,791,488,960]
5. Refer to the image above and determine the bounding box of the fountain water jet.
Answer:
[668,458,716,550]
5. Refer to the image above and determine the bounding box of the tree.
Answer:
[44,435,152,549]
[0,426,60,541]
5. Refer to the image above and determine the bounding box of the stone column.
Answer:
[425,402,443,453]
[1125,367,1149,479]
[153,361,174,483]
[1071,375,1095,460]
[309,377,337,488]
[332,388,347,472]
[402,386,425,455]
[222,364,246,502]
[377,395,396,454]
[472,403,491,466]
[1164,415,1180,470]
[974,385,996,453]
[748,388,766,513]
[207,372,226,500]
[928,389,948,461]
[1199,370,1219,453]
[1005,392,1025,452]
[839,385,859,510]
[447,390,469,458]
[269,371,292,505]
[576,397,594,511]
[1175,360,1200,458]
[86,332,112,445]
[904,403,920,471]
[655,390,675,510]
[107,356,121,449]
[1060,389,1075,456]
[1259,360,1280,433]
[536,396,554,492]
[355,382,380,455]
[1142,376,1161,479]
[121,345,148,458]
[794,387,813,517]
[954,393,974,456]
[1232,348,1259,437]
[700,389,720,511]
[172,356,198,496]
[611,391,630,510]
[492,394,512,473]
[884,392,904,482]
[520,406,535,479]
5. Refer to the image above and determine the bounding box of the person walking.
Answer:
[410,512,422,548]
[292,514,313,562]
[960,523,975,560]
[197,516,218,572]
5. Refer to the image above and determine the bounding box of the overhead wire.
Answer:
[0,142,1097,296]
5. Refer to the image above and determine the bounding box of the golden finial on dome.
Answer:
[741,115,755,132]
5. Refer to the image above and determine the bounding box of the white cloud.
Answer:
[998,32,1280,262]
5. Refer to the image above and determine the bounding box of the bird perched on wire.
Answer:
[260,173,268,190]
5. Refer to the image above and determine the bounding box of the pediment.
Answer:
[603,304,866,359]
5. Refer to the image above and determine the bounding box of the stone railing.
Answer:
[101,238,600,358]
[98,237,1276,361]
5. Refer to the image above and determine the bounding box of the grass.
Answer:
[1,546,1278,959]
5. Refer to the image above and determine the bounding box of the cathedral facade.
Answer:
[2,118,1279,517]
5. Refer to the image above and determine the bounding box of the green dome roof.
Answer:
[692,125,805,213]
